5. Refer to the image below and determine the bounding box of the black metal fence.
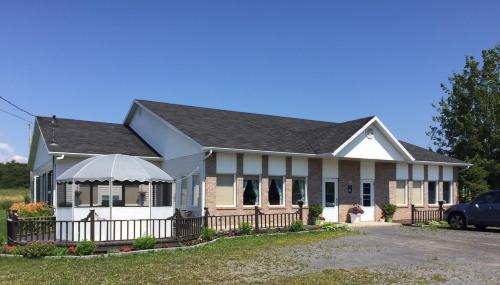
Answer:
[411,202,446,224]
[6,203,304,245]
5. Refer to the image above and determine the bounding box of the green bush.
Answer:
[23,193,31,204]
[75,240,97,255]
[382,203,397,219]
[289,220,305,232]
[308,204,323,225]
[239,222,253,235]
[22,242,56,258]
[132,236,156,250]
[320,222,349,232]
[51,247,70,256]
[200,228,217,242]
[0,200,13,210]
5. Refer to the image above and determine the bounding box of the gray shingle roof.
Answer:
[136,100,465,164]
[37,116,160,158]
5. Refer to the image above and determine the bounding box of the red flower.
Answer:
[5,245,16,251]
[320,216,326,221]
[69,245,75,254]
[120,247,133,253]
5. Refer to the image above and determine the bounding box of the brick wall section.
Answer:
[338,160,360,222]
[307,158,322,206]
[204,152,217,214]
[375,162,396,221]
[261,155,269,212]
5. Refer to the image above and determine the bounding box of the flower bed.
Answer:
[0,223,351,259]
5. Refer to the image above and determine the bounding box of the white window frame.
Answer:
[191,174,200,207]
[243,175,261,207]
[215,174,237,207]
[427,181,438,205]
[395,180,408,206]
[322,178,338,208]
[442,181,453,205]
[292,176,308,206]
[412,180,424,206]
[268,176,286,207]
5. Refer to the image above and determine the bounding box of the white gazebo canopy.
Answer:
[57,154,173,183]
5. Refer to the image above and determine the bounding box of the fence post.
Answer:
[203,207,209,229]
[175,208,181,241]
[89,209,95,242]
[254,206,259,233]
[298,200,304,223]
[411,204,415,224]
[6,210,18,245]
[438,201,444,221]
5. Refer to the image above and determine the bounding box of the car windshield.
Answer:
[475,192,499,203]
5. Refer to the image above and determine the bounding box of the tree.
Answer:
[429,44,500,200]
[0,161,30,189]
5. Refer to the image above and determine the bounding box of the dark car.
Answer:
[444,190,500,230]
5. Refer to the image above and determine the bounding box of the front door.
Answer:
[360,180,375,221]
[322,179,338,222]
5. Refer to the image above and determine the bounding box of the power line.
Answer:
[0,107,31,123]
[0,96,35,117]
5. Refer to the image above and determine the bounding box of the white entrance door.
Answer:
[360,180,375,221]
[322,179,338,222]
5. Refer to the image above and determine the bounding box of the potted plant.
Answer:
[308,204,323,225]
[382,203,397,223]
[349,203,364,223]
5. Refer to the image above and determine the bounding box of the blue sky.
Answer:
[0,1,499,162]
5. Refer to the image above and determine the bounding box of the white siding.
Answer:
[413,164,424,180]
[129,105,202,160]
[292,157,308,176]
[268,156,286,176]
[428,165,439,181]
[243,154,262,175]
[360,161,375,179]
[217,153,237,174]
[33,136,52,173]
[443,166,453,181]
[336,124,404,161]
[322,159,338,178]
[396,163,409,180]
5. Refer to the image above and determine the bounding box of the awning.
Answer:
[56,154,173,183]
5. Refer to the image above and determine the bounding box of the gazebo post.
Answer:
[109,179,113,239]
[148,180,152,236]
[71,179,75,241]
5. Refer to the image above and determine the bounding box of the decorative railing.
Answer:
[411,202,447,224]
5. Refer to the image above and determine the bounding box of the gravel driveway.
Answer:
[288,225,500,284]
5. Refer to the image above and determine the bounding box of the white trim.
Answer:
[412,160,471,167]
[322,178,338,207]
[360,179,375,221]
[291,176,308,205]
[332,117,415,161]
[427,181,439,205]
[46,151,162,161]
[203,147,317,157]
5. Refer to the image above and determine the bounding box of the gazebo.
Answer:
[55,154,174,241]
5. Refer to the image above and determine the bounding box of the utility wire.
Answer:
[0,107,31,123]
[0,96,36,117]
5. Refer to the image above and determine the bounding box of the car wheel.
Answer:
[474,225,487,230]
[448,213,466,230]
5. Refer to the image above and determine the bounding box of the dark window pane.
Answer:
[292,178,305,205]
[153,183,172,206]
[475,192,497,204]
[363,183,371,195]
[443,182,451,203]
[268,177,283,205]
[363,197,371,207]
[325,182,335,206]
[428,182,437,204]
[243,177,259,205]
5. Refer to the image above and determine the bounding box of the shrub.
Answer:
[133,236,156,250]
[382,203,397,219]
[23,193,31,204]
[200,228,217,242]
[1,200,13,210]
[22,242,56,258]
[320,222,349,232]
[239,222,253,235]
[10,202,53,218]
[289,220,305,232]
[308,204,323,225]
[75,240,97,256]
[51,247,70,256]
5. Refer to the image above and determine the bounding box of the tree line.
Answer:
[0,161,30,189]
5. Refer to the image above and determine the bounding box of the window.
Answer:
[191,175,200,207]
[443,182,452,204]
[428,181,437,205]
[243,176,260,206]
[180,177,189,206]
[216,174,235,206]
[121,184,149,207]
[268,176,284,206]
[474,192,498,204]
[153,182,172,206]
[324,181,336,207]
[362,182,372,207]
[411,181,423,205]
[292,177,306,205]
[395,180,407,205]
[57,183,72,207]
[75,184,91,206]
[47,171,53,206]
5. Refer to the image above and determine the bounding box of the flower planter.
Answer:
[349,213,361,223]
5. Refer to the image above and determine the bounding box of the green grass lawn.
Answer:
[0,188,28,241]
[0,230,447,285]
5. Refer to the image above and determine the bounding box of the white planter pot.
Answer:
[349,213,362,223]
